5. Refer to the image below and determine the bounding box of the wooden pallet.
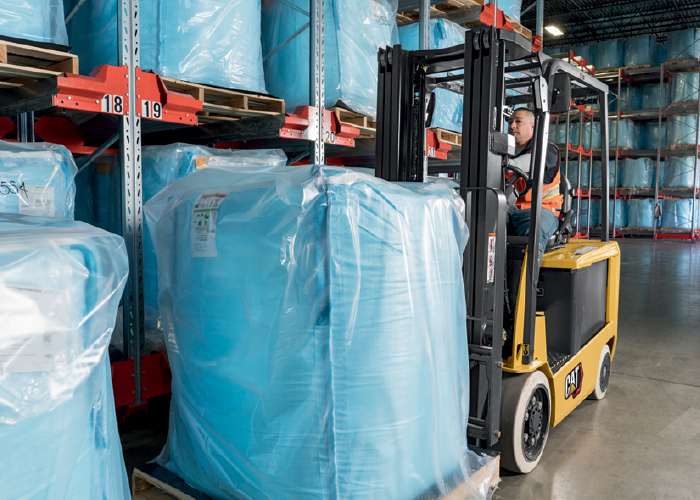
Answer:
[160,77,285,123]
[667,144,700,150]
[396,0,484,25]
[666,100,698,109]
[664,58,700,72]
[0,41,78,88]
[505,16,532,39]
[434,127,462,147]
[329,106,377,136]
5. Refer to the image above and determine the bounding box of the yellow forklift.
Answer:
[374,27,620,473]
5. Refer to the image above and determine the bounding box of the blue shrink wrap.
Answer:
[659,160,665,185]
[570,121,602,150]
[0,140,77,219]
[644,122,666,149]
[571,44,594,63]
[74,157,117,228]
[654,43,667,66]
[670,72,699,104]
[624,36,653,67]
[594,39,624,70]
[399,20,466,132]
[663,156,698,187]
[607,199,628,227]
[0,0,68,45]
[487,0,521,21]
[565,160,591,189]
[666,28,700,62]
[67,0,266,92]
[592,160,620,188]
[609,118,634,149]
[641,83,667,109]
[145,165,495,500]
[661,199,698,229]
[667,115,699,147]
[571,199,598,227]
[549,123,567,144]
[632,122,645,150]
[263,0,399,117]
[0,214,129,500]
[620,158,655,188]
[611,86,642,111]
[627,198,656,228]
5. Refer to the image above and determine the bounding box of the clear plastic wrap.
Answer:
[607,199,628,227]
[644,122,666,150]
[565,160,591,189]
[610,86,642,111]
[666,115,699,147]
[627,198,656,228]
[0,213,129,499]
[145,164,494,500]
[641,83,667,109]
[0,0,68,45]
[570,121,602,150]
[669,72,699,104]
[549,123,567,144]
[487,0,521,21]
[663,156,698,187]
[654,43,667,66]
[0,140,77,219]
[571,44,594,63]
[624,36,653,67]
[74,157,117,228]
[661,199,698,229]
[263,0,399,117]
[594,39,624,70]
[571,199,598,227]
[620,158,655,188]
[592,159,620,188]
[399,20,466,132]
[609,118,634,149]
[666,28,700,62]
[67,0,267,92]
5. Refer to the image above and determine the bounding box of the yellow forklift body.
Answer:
[503,240,620,427]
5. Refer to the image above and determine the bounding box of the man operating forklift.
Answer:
[507,108,562,266]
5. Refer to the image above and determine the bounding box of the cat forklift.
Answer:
[374,27,620,473]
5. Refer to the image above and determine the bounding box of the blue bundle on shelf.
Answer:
[654,43,667,66]
[663,156,698,188]
[571,199,598,227]
[661,199,698,229]
[399,20,466,133]
[144,164,493,500]
[67,0,267,92]
[641,83,667,109]
[0,214,129,500]
[592,160,621,188]
[666,28,700,62]
[565,160,591,189]
[620,158,655,188]
[627,198,656,228]
[667,115,699,147]
[549,123,568,144]
[0,141,77,219]
[0,0,68,45]
[571,44,594,63]
[670,72,699,104]
[609,118,635,149]
[632,123,646,150]
[624,36,653,67]
[570,121,602,150]
[263,0,399,117]
[594,39,624,70]
[644,122,666,150]
[487,0,522,21]
[607,199,629,228]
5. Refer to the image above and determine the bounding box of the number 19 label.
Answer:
[141,100,162,120]
[101,94,124,115]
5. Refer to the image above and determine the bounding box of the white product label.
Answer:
[18,185,55,217]
[0,286,68,372]
[191,193,227,258]
[370,0,391,25]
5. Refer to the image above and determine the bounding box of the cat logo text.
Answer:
[565,363,583,400]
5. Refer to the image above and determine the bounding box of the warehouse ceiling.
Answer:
[521,0,700,48]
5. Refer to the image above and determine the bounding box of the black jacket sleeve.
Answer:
[542,143,560,185]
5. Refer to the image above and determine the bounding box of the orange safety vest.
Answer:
[506,143,563,214]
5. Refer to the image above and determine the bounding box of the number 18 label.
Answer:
[101,94,125,115]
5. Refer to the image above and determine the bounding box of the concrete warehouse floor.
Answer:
[120,239,700,500]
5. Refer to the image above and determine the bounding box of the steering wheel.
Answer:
[504,164,531,202]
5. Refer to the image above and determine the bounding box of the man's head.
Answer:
[509,108,535,148]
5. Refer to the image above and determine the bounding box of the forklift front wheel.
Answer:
[493,370,551,473]
[587,343,611,400]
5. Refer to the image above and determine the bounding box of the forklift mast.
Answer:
[375,27,610,447]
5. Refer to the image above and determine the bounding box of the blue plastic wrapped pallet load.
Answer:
[627,198,656,228]
[571,199,598,227]
[263,0,399,117]
[565,160,591,189]
[608,199,629,227]
[670,72,699,104]
[0,141,77,219]
[0,214,129,499]
[654,43,667,66]
[666,28,700,61]
[592,160,620,188]
[399,20,466,132]
[624,36,653,67]
[487,0,522,21]
[594,39,624,70]
[549,123,567,144]
[0,0,68,45]
[644,122,666,149]
[620,158,655,188]
[66,0,266,92]
[570,121,602,150]
[633,123,646,150]
[145,165,496,500]
[667,115,699,147]
[663,156,698,187]
[661,199,698,229]
[571,44,594,63]
[641,83,667,109]
[610,86,642,111]
[609,118,635,149]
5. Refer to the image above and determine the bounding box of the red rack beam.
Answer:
[135,68,201,125]
[427,129,452,160]
[280,106,360,147]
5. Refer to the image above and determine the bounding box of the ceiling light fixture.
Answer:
[545,26,564,36]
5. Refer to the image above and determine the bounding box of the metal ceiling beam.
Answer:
[522,0,660,21]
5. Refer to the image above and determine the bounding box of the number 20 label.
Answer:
[101,95,125,115]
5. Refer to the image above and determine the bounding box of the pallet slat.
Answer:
[0,41,77,84]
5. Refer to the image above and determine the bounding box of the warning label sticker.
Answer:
[191,193,227,258]
[487,233,496,283]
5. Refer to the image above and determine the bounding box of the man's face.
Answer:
[509,111,534,146]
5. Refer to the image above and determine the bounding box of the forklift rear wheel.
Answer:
[493,370,551,473]
[587,344,611,400]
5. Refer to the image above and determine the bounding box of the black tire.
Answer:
[587,344,611,400]
[492,370,551,473]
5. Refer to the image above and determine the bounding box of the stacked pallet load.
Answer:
[0,0,68,45]
[144,164,497,499]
